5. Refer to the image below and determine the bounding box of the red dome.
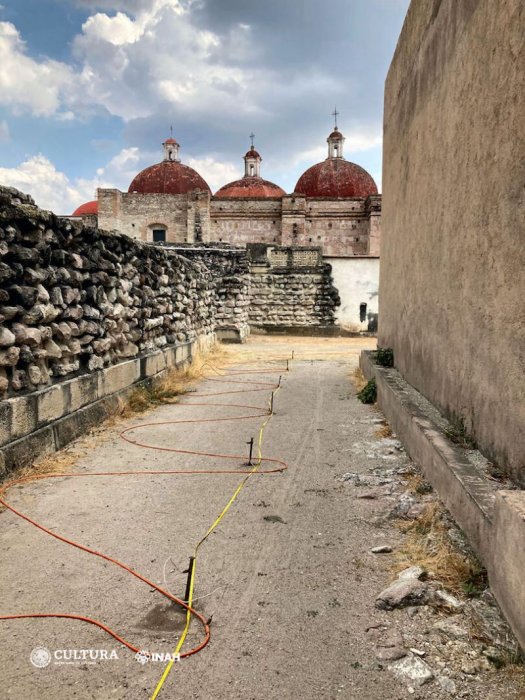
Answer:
[214,177,285,199]
[129,161,210,195]
[328,129,344,140]
[72,200,98,216]
[295,159,378,198]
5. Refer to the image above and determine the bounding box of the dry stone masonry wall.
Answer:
[168,244,250,342]
[0,186,215,399]
[247,244,340,332]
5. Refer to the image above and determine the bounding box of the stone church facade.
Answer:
[73,126,381,331]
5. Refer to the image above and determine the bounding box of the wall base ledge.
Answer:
[360,350,525,652]
[0,334,215,478]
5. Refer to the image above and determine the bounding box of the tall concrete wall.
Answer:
[379,0,525,482]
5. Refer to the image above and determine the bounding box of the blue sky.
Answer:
[0,0,410,213]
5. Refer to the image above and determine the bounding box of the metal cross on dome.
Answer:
[249,132,255,147]
[332,107,339,129]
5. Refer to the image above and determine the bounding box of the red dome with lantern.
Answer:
[215,178,285,198]
[128,135,211,195]
[215,141,285,198]
[294,125,378,198]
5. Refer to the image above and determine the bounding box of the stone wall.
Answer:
[247,244,340,332]
[167,244,251,342]
[98,188,211,244]
[281,195,381,257]
[209,198,282,245]
[0,186,215,400]
[379,0,525,482]
[96,188,381,258]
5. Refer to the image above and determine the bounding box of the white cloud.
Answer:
[0,119,9,142]
[293,126,382,168]
[79,11,144,46]
[70,2,257,121]
[0,22,73,116]
[0,2,346,131]
[0,147,143,213]
[187,156,239,193]
[0,147,254,210]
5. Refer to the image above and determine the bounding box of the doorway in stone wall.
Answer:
[150,225,167,243]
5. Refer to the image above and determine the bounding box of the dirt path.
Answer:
[0,337,523,700]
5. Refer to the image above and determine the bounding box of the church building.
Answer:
[72,124,381,331]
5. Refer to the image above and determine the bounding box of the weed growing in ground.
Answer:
[445,416,477,449]
[357,378,377,404]
[375,347,394,367]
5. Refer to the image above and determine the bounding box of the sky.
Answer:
[0,0,410,214]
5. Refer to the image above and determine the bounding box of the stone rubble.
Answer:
[344,423,524,697]
[0,186,251,398]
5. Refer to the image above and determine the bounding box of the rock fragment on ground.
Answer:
[376,578,428,610]
[388,653,434,686]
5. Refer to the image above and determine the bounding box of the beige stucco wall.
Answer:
[379,0,525,482]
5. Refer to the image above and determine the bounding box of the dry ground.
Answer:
[0,336,523,700]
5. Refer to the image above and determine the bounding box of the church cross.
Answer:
[249,132,255,147]
[332,107,339,128]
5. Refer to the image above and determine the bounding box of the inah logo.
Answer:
[135,650,181,664]
[30,646,52,668]
[135,650,151,665]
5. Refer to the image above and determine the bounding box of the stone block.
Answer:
[175,343,189,365]
[141,350,167,378]
[102,359,140,395]
[8,395,37,442]
[37,384,69,425]
[2,426,56,473]
[163,346,177,370]
[53,398,116,450]
[490,491,525,652]
[0,401,12,446]
[68,373,100,412]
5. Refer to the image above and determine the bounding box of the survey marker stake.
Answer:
[245,437,254,466]
[183,556,196,604]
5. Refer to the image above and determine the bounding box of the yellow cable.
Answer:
[150,364,286,700]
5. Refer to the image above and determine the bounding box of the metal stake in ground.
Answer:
[246,437,254,466]
[183,556,195,604]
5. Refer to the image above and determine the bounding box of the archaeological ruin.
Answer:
[71,125,381,332]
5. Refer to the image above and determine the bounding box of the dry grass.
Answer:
[351,367,368,392]
[393,502,485,594]
[1,345,227,503]
[403,471,433,495]
[116,345,228,419]
[375,423,393,439]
